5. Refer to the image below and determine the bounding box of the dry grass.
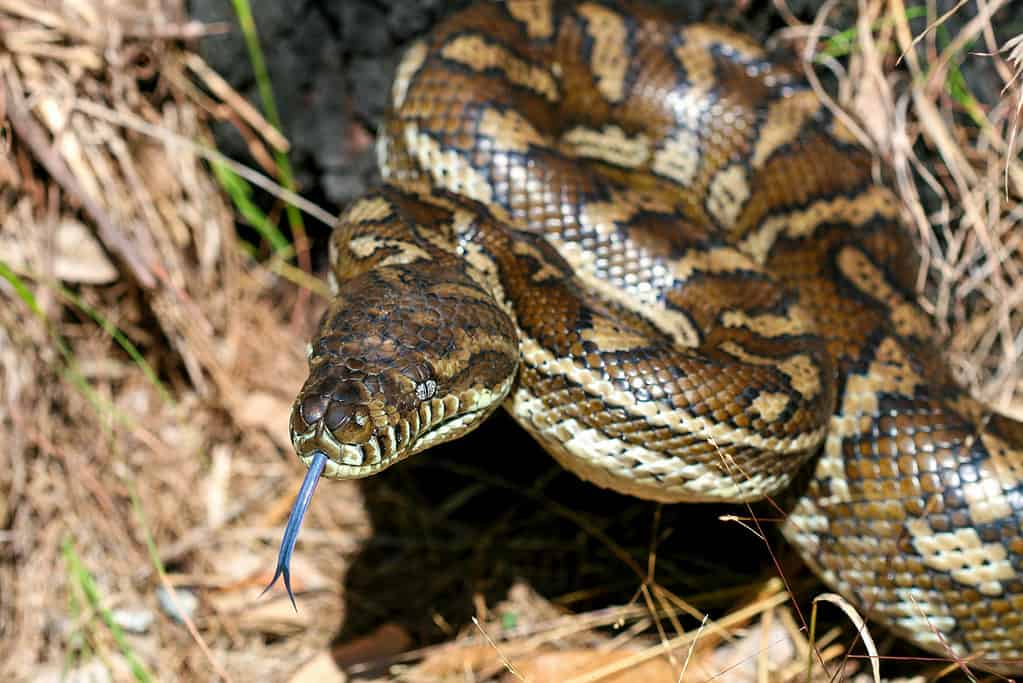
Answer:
[0,0,1021,681]
[0,1,366,680]
[347,580,840,682]
[775,0,1023,419]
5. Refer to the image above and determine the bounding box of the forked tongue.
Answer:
[261,450,327,609]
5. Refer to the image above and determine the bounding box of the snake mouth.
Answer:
[293,406,493,478]
[293,431,397,479]
[269,406,492,610]
[270,400,500,606]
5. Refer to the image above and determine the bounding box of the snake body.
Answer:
[274,1,1023,672]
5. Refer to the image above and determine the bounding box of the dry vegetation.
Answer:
[0,0,1021,681]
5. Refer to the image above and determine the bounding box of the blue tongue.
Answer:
[261,450,328,610]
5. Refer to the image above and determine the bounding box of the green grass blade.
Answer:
[57,285,174,407]
[229,0,306,252]
[129,487,168,581]
[62,537,154,683]
[1,260,131,429]
[0,259,43,315]
[819,5,928,59]
[229,0,282,137]
[212,160,292,254]
[936,26,986,128]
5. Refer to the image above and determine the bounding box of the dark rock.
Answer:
[347,54,397,125]
[340,3,390,55]
[386,2,433,41]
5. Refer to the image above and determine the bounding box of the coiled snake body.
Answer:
[268,1,1023,672]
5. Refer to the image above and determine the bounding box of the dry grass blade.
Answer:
[1000,33,1023,197]
[0,1,363,680]
[2,72,157,288]
[473,616,526,682]
[810,594,880,683]
[71,98,337,229]
[676,614,708,683]
[184,52,290,154]
[819,0,1023,418]
[897,0,969,63]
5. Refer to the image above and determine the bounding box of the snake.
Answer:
[262,1,1023,674]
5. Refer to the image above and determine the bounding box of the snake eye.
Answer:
[415,379,437,401]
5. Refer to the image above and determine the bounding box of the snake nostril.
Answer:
[300,394,328,425]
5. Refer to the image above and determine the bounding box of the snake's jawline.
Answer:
[297,405,495,479]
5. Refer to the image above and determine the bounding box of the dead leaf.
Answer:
[507,650,676,683]
[0,217,118,283]
[702,617,796,682]
[332,623,413,669]
[287,652,347,683]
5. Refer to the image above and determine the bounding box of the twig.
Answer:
[121,20,231,40]
[184,52,289,153]
[473,616,525,682]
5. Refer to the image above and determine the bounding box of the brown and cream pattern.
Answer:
[282,2,1023,673]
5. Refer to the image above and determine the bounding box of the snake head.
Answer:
[270,335,446,609]
[290,354,435,478]
[288,266,519,480]
[269,258,518,608]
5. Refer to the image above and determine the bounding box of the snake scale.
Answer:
[264,1,1023,673]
